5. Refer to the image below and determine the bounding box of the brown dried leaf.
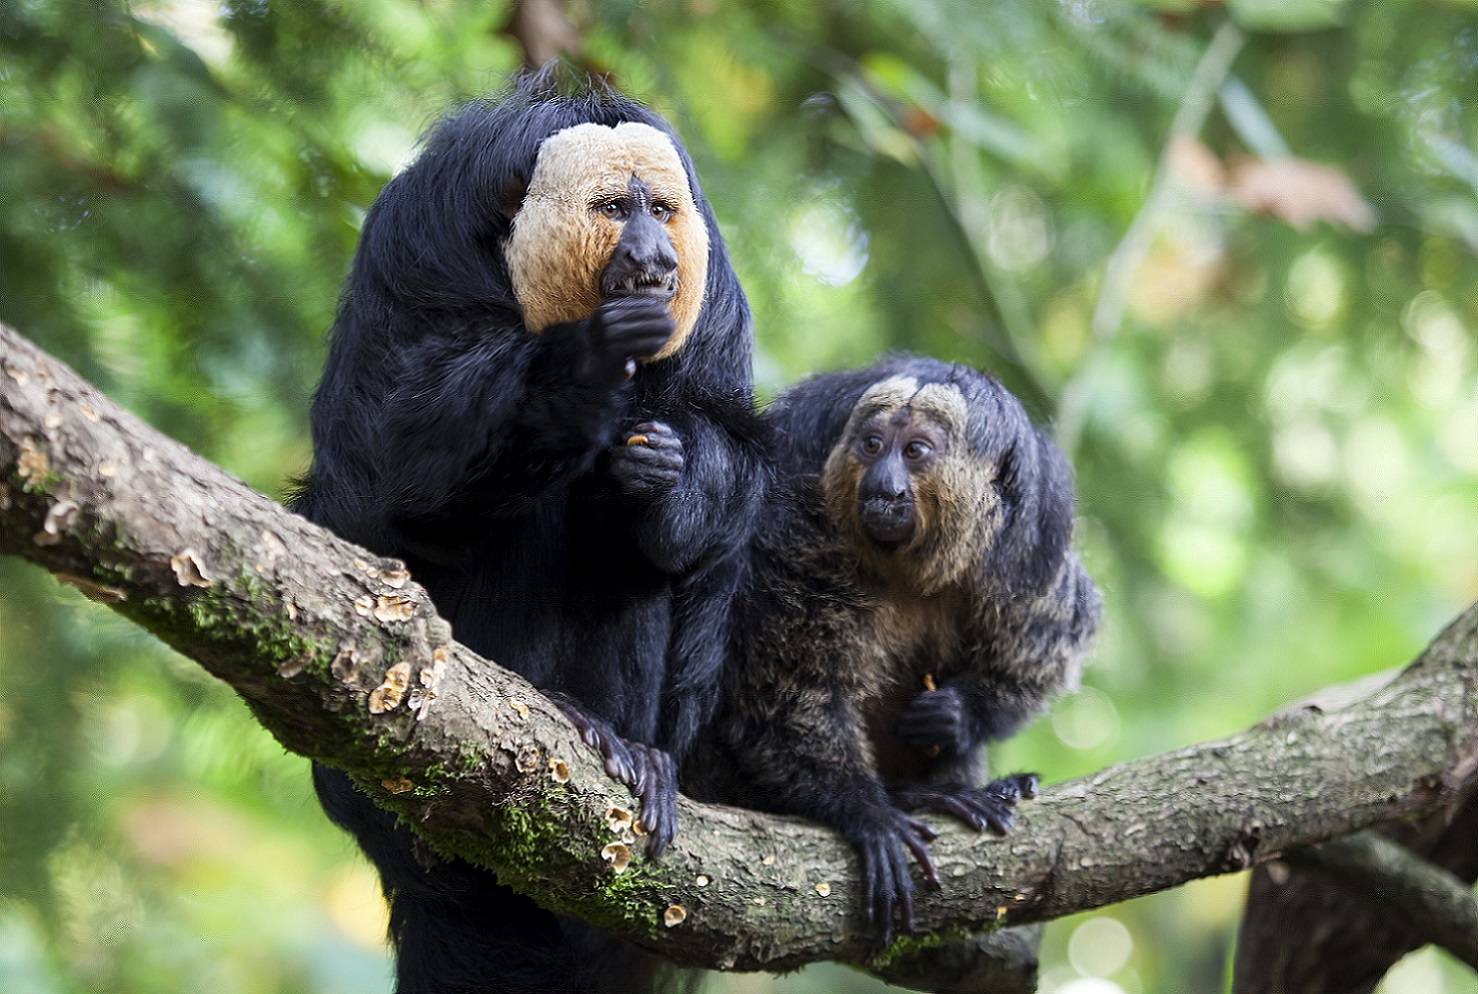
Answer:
[368,661,412,714]
[16,438,48,483]
[1168,135,1228,197]
[382,777,415,795]
[374,594,415,623]
[1228,156,1376,232]
[601,842,632,874]
[605,806,634,833]
[170,549,213,588]
[509,698,531,721]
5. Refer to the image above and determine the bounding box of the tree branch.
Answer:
[3,320,1478,977]
[1288,831,1478,971]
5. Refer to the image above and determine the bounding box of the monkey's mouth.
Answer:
[602,272,678,302]
[859,498,917,548]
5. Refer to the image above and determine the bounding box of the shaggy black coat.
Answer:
[294,78,763,994]
[701,355,1100,943]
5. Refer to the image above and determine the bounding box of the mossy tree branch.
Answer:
[3,321,1478,981]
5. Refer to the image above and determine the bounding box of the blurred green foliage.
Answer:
[1,1,1476,992]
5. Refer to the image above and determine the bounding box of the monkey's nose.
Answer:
[623,240,677,274]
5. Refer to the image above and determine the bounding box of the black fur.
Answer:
[295,74,763,994]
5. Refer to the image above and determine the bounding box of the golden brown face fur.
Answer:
[504,122,710,360]
[821,377,1002,594]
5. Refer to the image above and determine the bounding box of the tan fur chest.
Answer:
[857,588,968,781]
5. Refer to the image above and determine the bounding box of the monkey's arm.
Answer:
[723,671,939,944]
[898,553,1101,758]
[608,402,766,757]
[608,402,765,576]
[360,300,672,555]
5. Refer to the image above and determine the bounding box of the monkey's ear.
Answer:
[991,427,1074,596]
[493,176,529,220]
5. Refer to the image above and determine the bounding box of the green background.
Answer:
[2,1,1476,992]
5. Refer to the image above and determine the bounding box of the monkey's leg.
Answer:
[548,693,679,856]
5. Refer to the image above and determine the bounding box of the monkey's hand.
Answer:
[549,693,678,856]
[575,297,675,388]
[891,773,1039,835]
[895,684,976,757]
[847,805,940,946]
[610,421,684,500]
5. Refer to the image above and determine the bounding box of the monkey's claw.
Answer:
[626,742,679,856]
[549,694,678,857]
[850,806,940,947]
[611,421,684,500]
[891,774,1038,835]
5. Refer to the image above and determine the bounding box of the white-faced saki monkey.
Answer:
[706,354,1100,944]
[294,75,764,994]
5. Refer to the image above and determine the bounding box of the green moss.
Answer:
[865,925,977,972]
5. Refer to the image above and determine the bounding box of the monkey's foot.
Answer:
[849,806,940,947]
[549,695,678,857]
[891,773,1038,835]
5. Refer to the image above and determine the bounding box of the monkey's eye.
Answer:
[904,440,932,461]
[861,435,884,456]
[597,200,627,220]
[650,203,672,222]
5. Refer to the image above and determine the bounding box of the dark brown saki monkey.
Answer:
[295,78,763,994]
[712,355,1100,943]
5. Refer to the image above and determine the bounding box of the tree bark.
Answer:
[1234,791,1478,994]
[3,321,1478,979]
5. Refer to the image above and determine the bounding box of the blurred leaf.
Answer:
[1227,0,1349,32]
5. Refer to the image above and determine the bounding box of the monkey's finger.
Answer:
[873,852,898,946]
[624,434,650,447]
[902,831,939,887]
[617,445,684,466]
[597,732,637,787]
[615,326,674,358]
[904,815,939,842]
[629,747,650,795]
[643,753,679,857]
[970,797,1014,836]
[1014,772,1041,800]
[860,844,882,928]
[892,850,915,935]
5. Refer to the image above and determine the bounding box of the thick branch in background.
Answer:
[1234,789,1478,993]
[3,321,1478,982]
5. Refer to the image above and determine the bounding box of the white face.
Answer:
[504,122,710,360]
